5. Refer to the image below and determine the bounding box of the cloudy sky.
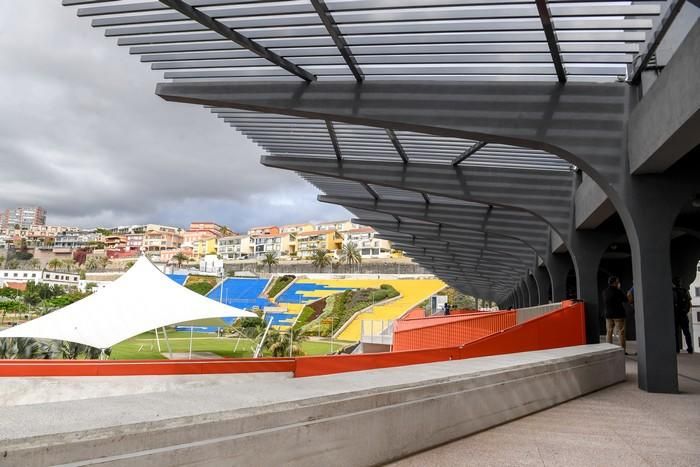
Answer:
[0,1,348,231]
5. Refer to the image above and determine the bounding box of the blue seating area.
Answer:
[276,283,350,304]
[206,278,274,311]
[264,312,297,326]
[167,274,188,286]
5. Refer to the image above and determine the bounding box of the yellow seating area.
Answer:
[271,278,443,340]
[328,279,446,341]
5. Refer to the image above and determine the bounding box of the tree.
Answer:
[97,256,110,270]
[6,259,19,270]
[339,242,362,273]
[63,258,75,272]
[310,249,332,272]
[48,258,63,271]
[172,252,189,268]
[84,257,99,271]
[0,337,50,359]
[124,261,135,270]
[260,252,279,273]
[50,341,108,360]
[266,328,307,357]
[27,258,41,270]
[0,255,5,267]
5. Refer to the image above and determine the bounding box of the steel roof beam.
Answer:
[310,0,363,82]
[315,194,549,256]
[155,0,316,82]
[385,129,409,164]
[260,155,574,238]
[325,121,342,161]
[452,141,487,166]
[535,0,567,83]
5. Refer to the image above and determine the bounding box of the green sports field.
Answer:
[110,330,347,360]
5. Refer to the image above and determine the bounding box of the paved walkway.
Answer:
[389,350,700,467]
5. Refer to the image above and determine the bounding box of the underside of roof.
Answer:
[59,0,681,302]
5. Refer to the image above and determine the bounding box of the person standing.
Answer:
[672,277,694,354]
[603,276,631,355]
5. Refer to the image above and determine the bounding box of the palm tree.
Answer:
[63,258,75,272]
[266,328,307,357]
[6,259,20,270]
[97,256,110,271]
[0,255,5,267]
[339,242,362,273]
[172,252,189,268]
[124,260,136,270]
[310,249,332,272]
[48,258,63,271]
[27,258,41,270]
[261,252,279,273]
[0,337,50,359]
[84,256,99,271]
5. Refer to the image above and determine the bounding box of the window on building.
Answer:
[695,287,700,297]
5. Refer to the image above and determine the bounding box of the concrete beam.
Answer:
[629,19,700,174]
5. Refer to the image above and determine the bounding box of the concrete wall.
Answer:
[0,345,624,467]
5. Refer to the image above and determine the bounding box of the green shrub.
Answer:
[185,282,214,295]
[268,275,295,298]
[292,305,316,330]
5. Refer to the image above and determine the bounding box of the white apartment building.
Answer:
[314,220,360,232]
[53,231,103,252]
[0,269,80,288]
[218,235,247,260]
[252,234,283,258]
[343,228,392,259]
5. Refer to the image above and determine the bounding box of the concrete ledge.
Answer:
[0,345,624,467]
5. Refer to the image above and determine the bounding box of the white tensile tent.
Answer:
[0,256,255,349]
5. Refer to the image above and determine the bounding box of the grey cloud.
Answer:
[0,1,348,229]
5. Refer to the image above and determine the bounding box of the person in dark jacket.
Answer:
[603,276,630,354]
[672,277,694,354]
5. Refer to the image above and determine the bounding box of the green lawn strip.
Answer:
[267,275,295,299]
[110,331,345,359]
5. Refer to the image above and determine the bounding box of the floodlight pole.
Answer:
[188,325,194,360]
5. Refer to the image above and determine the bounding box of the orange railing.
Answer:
[392,311,516,351]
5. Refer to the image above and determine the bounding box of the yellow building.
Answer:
[194,237,218,259]
[296,230,344,258]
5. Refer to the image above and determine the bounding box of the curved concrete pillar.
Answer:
[544,251,573,302]
[534,265,552,304]
[567,230,616,345]
[520,280,531,309]
[526,274,539,306]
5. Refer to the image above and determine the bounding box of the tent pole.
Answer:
[162,326,173,359]
[254,318,273,358]
[154,328,161,352]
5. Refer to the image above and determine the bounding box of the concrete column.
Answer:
[629,216,677,393]
[544,252,572,302]
[526,274,539,306]
[534,266,552,304]
[520,280,531,309]
[568,231,613,345]
[514,286,523,308]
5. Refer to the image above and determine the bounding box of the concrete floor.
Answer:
[389,349,700,467]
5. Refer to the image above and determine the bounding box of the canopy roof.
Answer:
[0,256,255,349]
